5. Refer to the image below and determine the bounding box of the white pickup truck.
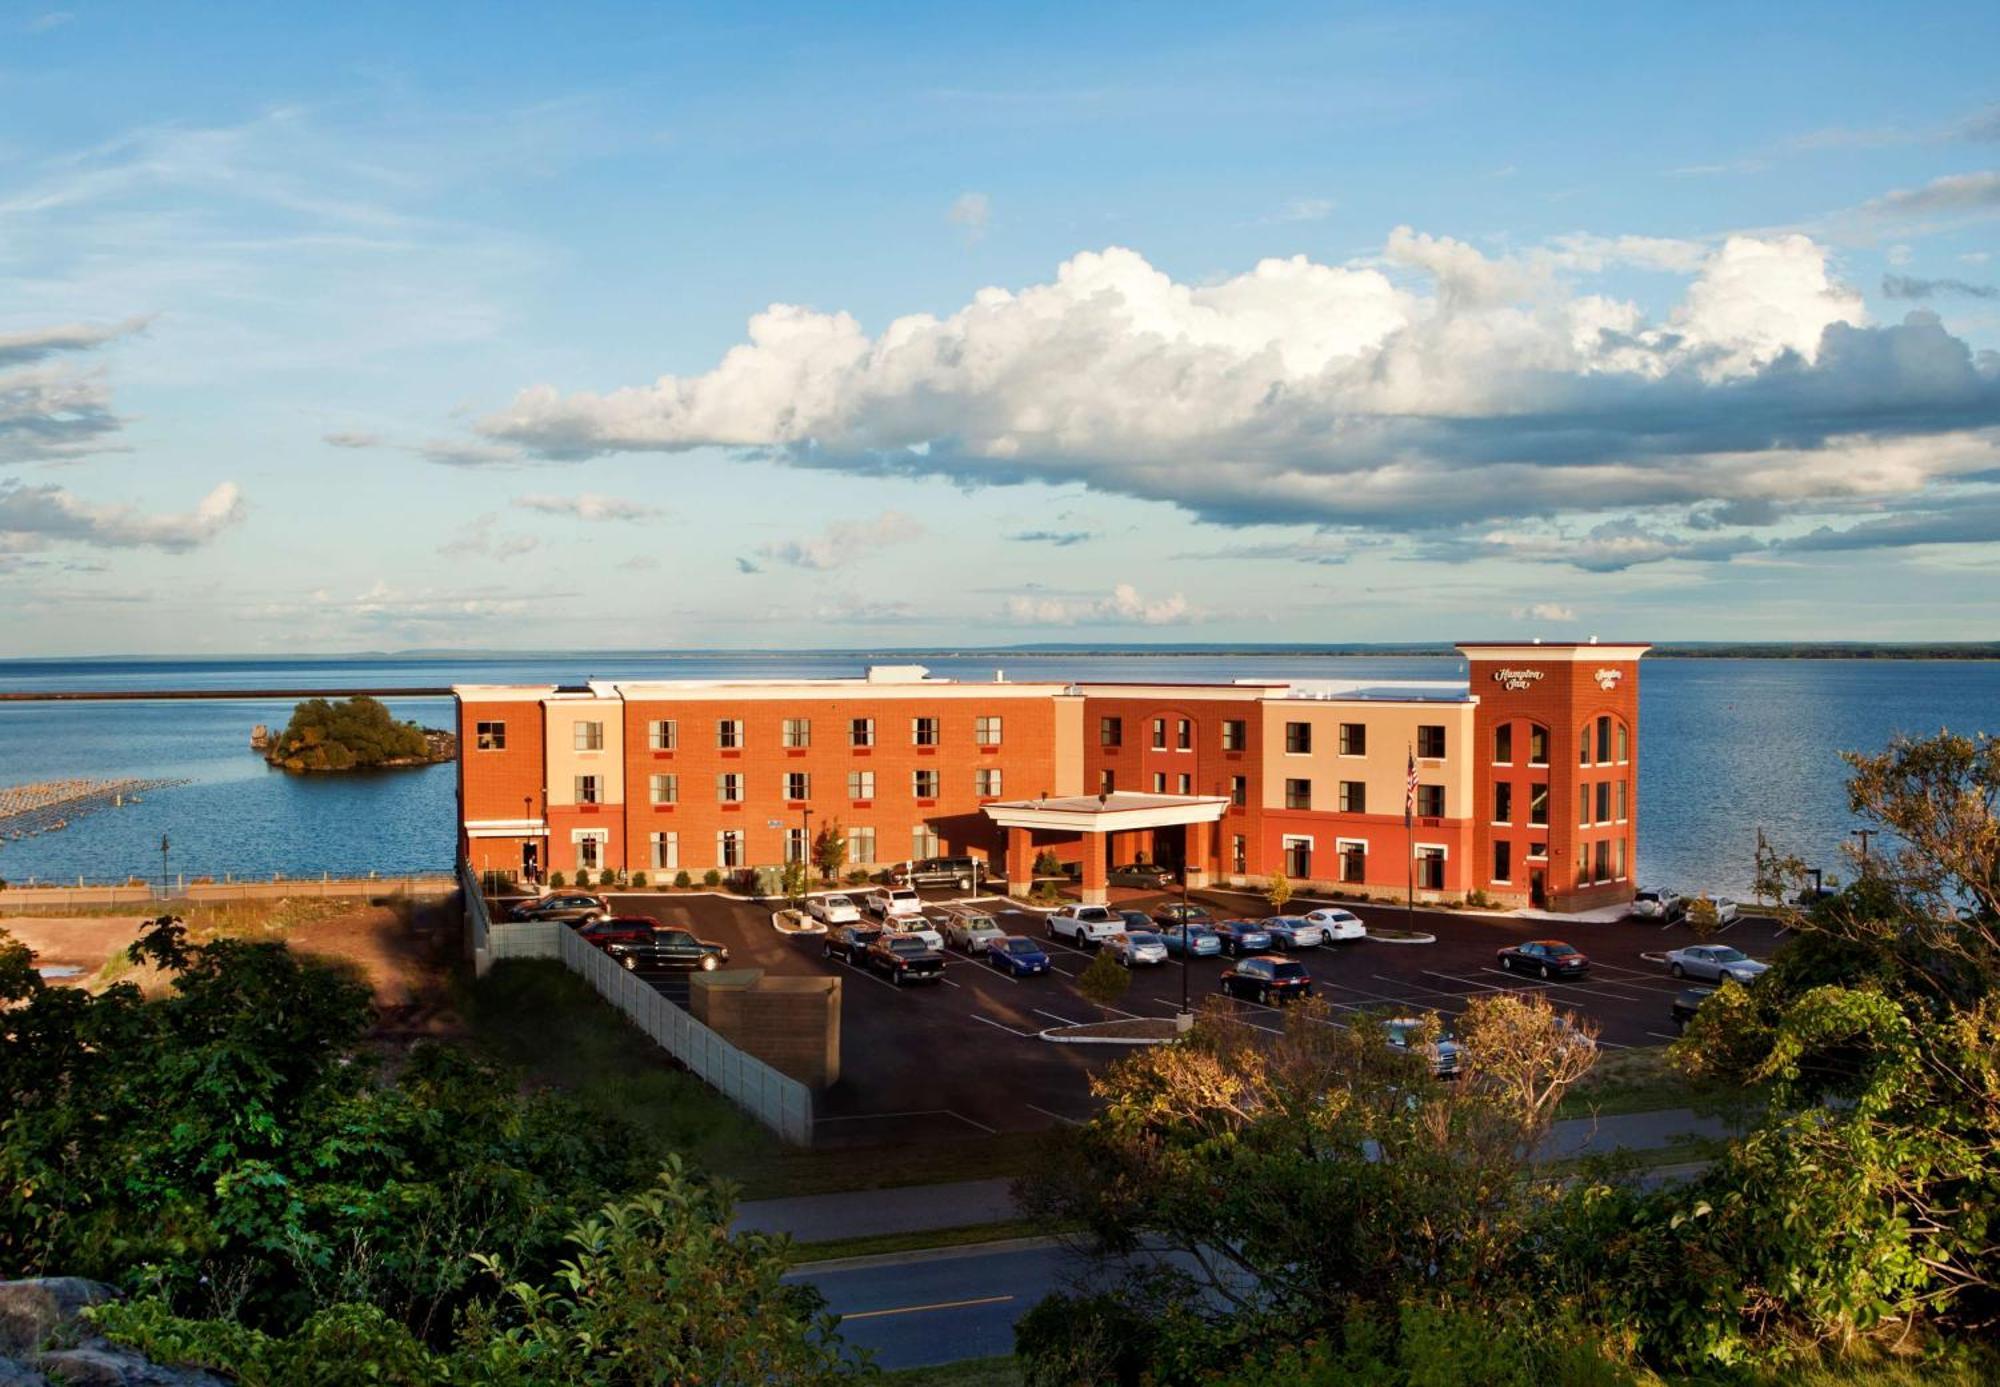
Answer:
[865,885,925,923]
[1047,903,1125,947]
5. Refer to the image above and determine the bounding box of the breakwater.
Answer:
[0,778,191,841]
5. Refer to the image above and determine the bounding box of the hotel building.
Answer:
[456,641,1646,914]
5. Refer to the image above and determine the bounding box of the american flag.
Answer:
[1404,746,1418,826]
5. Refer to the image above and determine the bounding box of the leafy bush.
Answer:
[630,871,647,888]
[1266,872,1293,909]
[673,870,693,889]
[1032,849,1063,878]
[546,870,564,889]
[1078,947,1132,1013]
[844,868,871,886]
[702,869,722,888]
[265,696,436,772]
[573,867,592,889]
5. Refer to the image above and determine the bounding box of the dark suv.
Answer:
[574,916,660,951]
[605,927,730,974]
[511,892,609,924]
[894,856,979,889]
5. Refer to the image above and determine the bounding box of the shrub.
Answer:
[547,870,566,888]
[1078,947,1132,1014]
[1030,880,1065,905]
[674,870,693,889]
[844,868,871,886]
[630,871,648,888]
[573,868,592,889]
[702,869,722,888]
[1266,872,1293,910]
[1033,849,1063,878]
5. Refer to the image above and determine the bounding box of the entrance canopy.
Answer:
[983,793,1231,903]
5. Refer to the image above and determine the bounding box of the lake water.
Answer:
[1,653,1994,897]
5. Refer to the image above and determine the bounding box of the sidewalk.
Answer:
[736,1108,1734,1243]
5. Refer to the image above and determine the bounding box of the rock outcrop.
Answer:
[0,1279,226,1386]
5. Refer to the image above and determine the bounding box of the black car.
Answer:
[1672,986,1716,1033]
[1107,861,1175,889]
[1152,902,1216,929]
[574,916,662,951]
[1219,955,1312,1004]
[866,933,947,985]
[511,892,609,924]
[894,856,979,889]
[604,927,730,973]
[1117,909,1154,933]
[1496,939,1591,979]
[823,924,883,965]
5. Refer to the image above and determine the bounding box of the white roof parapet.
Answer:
[983,791,1231,833]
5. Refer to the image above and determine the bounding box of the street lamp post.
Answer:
[800,806,814,904]
[1850,828,1876,868]
[1179,868,1191,1017]
[159,834,170,900]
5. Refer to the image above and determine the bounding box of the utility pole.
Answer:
[1850,828,1876,867]
[1178,866,1191,1018]
[800,806,814,902]
[159,834,170,900]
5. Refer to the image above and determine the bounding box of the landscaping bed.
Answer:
[1040,1016,1183,1044]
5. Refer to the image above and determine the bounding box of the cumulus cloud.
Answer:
[513,491,661,522]
[0,479,244,553]
[1511,603,1577,621]
[1882,273,1998,301]
[947,192,990,242]
[0,317,148,463]
[1005,582,1193,626]
[755,509,925,570]
[475,231,2000,548]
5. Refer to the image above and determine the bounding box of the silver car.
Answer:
[1664,943,1768,984]
[1107,929,1169,967]
[940,907,1006,953]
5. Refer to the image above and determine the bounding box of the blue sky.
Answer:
[2,1,1997,654]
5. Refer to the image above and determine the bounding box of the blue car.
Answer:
[986,935,1052,977]
[1213,920,1274,956]
[1159,921,1223,957]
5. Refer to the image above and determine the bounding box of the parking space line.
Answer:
[946,1109,999,1135]
[969,1012,1036,1037]
[1024,1103,1083,1127]
[1033,1007,1085,1027]
[1470,967,1668,1005]
[1646,1030,1682,1042]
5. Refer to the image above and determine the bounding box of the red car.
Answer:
[574,916,661,951]
[1496,939,1590,979]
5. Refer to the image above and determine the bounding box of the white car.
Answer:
[1047,904,1125,947]
[806,893,860,925]
[865,886,925,922]
[1665,944,1768,984]
[1628,888,1684,923]
[940,908,1006,953]
[1300,907,1367,943]
[1711,897,1742,926]
[887,920,946,952]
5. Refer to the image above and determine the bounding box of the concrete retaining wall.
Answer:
[0,874,455,909]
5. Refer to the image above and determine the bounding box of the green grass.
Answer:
[459,960,779,1175]
[732,1129,1054,1201]
[883,1357,1024,1386]
[790,1218,1051,1265]
[1556,1043,1753,1120]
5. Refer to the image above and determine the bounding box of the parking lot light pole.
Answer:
[800,807,814,905]
[1179,870,1190,1017]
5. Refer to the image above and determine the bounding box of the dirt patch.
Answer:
[1042,1017,1182,1042]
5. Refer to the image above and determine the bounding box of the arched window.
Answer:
[1527,722,1550,767]
[1493,723,1513,764]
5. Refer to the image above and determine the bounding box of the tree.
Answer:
[1077,947,1131,1016]
[265,696,435,772]
[1685,892,1721,941]
[812,819,848,884]
[1265,872,1293,911]
[779,858,809,907]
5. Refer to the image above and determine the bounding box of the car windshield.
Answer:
[1272,962,1309,980]
[963,915,995,929]
[826,896,850,907]
[1707,947,1747,963]
[1544,943,1579,956]
[1000,938,1036,954]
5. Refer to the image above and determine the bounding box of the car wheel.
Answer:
[892,970,903,987]
[1258,986,1271,1004]
[1501,955,1513,971]
[1670,962,1686,978]
[621,954,639,972]
[700,955,719,972]
[1539,963,1552,980]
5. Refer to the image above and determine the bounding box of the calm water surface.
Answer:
[0,654,1993,896]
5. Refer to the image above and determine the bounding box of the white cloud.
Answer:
[1511,602,1577,621]
[0,480,244,553]
[419,438,526,467]
[947,192,990,242]
[1265,197,1334,223]
[477,231,1998,543]
[513,491,661,522]
[754,509,925,570]
[24,11,73,33]
[1862,170,2000,219]
[323,430,384,449]
[0,317,148,464]
[1005,582,1193,626]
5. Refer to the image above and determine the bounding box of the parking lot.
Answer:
[584,887,1788,1144]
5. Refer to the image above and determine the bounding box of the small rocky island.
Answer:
[259,695,455,772]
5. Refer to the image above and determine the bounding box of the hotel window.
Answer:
[1613,836,1626,878]
[1596,781,1612,826]
[1580,725,1592,766]
[1177,773,1192,795]
[1596,716,1613,766]
[1099,768,1116,795]
[1152,718,1168,750]
[1576,857,1592,889]
[975,768,1003,797]
[574,775,600,805]
[913,768,939,798]
[785,828,807,864]
[1417,846,1446,891]
[1230,775,1247,806]
[576,834,602,870]
[1285,778,1313,810]
[649,831,678,872]
[1340,840,1367,883]
[1417,724,1446,759]
[1283,836,1313,878]
[573,720,604,752]
[717,773,743,804]
[1528,840,1547,859]
[848,770,875,800]
[850,717,875,748]
[1339,780,1366,814]
[1416,784,1444,819]
[1152,771,1167,794]
[648,719,677,751]
[1594,838,1612,883]
[1231,834,1247,874]
[717,718,743,749]
[912,716,939,747]
[783,717,811,749]
[649,773,678,805]
[718,830,744,868]
[1616,779,1628,821]
[475,721,506,750]
[975,715,1003,747]
[1493,840,1511,883]
[1491,723,1511,765]
[1616,722,1629,763]
[1286,721,1312,754]
[1222,719,1247,751]
[1528,724,1549,766]
[1493,781,1512,824]
[913,826,940,859]
[849,826,877,864]
[785,771,810,802]
[1176,719,1192,751]
[1100,716,1123,748]
[1338,722,1366,756]
[1529,784,1549,826]
[1580,783,1593,828]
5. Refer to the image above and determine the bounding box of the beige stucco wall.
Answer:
[543,696,625,806]
[1051,693,1085,796]
[1258,701,1475,818]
